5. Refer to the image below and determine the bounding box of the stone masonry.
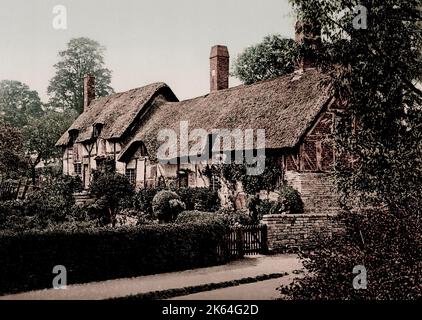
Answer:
[262,213,345,252]
[284,172,341,214]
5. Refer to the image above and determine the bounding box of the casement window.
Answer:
[93,123,103,138]
[74,163,82,176]
[73,145,80,162]
[125,169,136,185]
[69,129,79,144]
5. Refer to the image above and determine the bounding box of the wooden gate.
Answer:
[226,225,268,258]
[0,178,33,201]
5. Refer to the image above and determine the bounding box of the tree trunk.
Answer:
[109,207,116,228]
[31,165,36,186]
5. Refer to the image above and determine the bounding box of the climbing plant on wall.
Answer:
[203,157,283,195]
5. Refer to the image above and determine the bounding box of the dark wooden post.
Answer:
[236,227,244,258]
[261,225,269,254]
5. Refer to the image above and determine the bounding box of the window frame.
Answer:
[125,168,136,185]
[74,163,82,176]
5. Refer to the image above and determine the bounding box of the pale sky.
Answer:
[0,0,295,102]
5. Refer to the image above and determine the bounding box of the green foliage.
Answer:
[247,185,304,220]
[22,110,76,183]
[274,185,304,214]
[0,221,229,295]
[233,35,299,84]
[289,0,422,210]
[0,212,47,233]
[89,170,135,226]
[281,0,422,300]
[177,208,257,227]
[47,37,114,114]
[280,209,421,300]
[0,200,24,225]
[22,110,75,162]
[175,210,226,226]
[247,196,273,221]
[216,208,255,226]
[205,157,283,196]
[152,190,185,223]
[24,175,83,222]
[176,187,220,212]
[0,80,76,183]
[0,121,27,178]
[0,176,83,231]
[131,187,163,216]
[0,80,43,128]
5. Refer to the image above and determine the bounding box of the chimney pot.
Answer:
[83,74,96,112]
[210,45,229,93]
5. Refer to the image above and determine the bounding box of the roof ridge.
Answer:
[172,69,326,105]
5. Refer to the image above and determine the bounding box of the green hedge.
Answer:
[175,211,224,224]
[0,222,229,295]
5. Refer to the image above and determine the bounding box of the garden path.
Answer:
[0,254,301,300]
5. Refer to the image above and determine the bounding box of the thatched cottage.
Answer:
[56,23,341,213]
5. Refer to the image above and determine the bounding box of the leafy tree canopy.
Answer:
[0,80,43,128]
[47,37,114,114]
[232,35,299,84]
[0,121,27,178]
[280,0,422,300]
[22,110,76,183]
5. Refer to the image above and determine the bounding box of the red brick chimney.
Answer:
[210,45,229,93]
[83,74,96,112]
[295,20,321,70]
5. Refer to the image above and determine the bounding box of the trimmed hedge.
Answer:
[0,222,229,295]
[175,211,224,225]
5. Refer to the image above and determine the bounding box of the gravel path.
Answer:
[0,254,302,300]
[168,275,298,300]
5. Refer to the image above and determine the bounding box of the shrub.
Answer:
[0,221,230,295]
[152,190,185,223]
[0,214,46,232]
[0,200,24,224]
[83,197,111,225]
[176,210,226,226]
[270,185,304,214]
[132,187,163,215]
[176,187,220,212]
[90,171,134,226]
[280,208,421,300]
[14,175,83,224]
[127,187,220,217]
[247,196,273,222]
[216,208,255,226]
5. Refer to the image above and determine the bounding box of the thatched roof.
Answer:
[56,83,178,146]
[119,69,332,161]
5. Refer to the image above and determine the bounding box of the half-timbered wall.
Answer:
[283,109,340,213]
[285,111,335,172]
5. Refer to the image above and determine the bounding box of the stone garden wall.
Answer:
[262,213,344,252]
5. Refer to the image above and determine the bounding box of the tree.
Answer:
[280,0,422,300]
[89,170,134,227]
[22,110,76,184]
[232,35,299,84]
[47,37,114,114]
[0,80,43,128]
[0,121,27,179]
